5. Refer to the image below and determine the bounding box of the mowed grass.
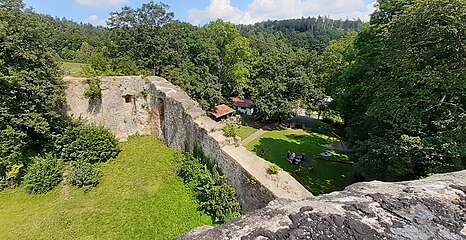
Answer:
[62,61,88,77]
[0,136,212,240]
[236,125,258,140]
[246,129,355,195]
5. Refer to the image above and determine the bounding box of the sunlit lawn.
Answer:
[246,129,355,195]
[62,61,88,77]
[0,136,212,240]
[237,125,258,140]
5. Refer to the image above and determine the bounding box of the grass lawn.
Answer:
[246,129,355,195]
[62,61,88,77]
[0,136,212,240]
[236,125,258,140]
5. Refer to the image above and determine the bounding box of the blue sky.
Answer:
[23,0,376,26]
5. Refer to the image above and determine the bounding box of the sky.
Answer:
[23,0,377,26]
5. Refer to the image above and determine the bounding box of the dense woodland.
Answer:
[0,0,465,197]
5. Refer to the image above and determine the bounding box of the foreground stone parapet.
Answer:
[179,170,466,240]
[65,76,312,212]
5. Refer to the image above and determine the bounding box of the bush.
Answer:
[199,176,241,223]
[55,122,120,164]
[223,123,237,138]
[247,177,258,186]
[268,163,280,174]
[84,77,102,99]
[23,155,62,194]
[60,48,77,61]
[138,89,149,97]
[174,153,241,223]
[68,162,102,190]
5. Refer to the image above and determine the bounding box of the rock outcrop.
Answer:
[179,170,466,240]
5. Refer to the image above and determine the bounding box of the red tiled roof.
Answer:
[210,104,235,118]
[231,97,254,108]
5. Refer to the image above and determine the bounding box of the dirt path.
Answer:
[62,166,71,201]
[241,129,267,146]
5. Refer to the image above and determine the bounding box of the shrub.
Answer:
[84,77,102,99]
[247,176,258,186]
[268,163,280,174]
[199,176,241,223]
[138,89,149,97]
[223,123,237,138]
[59,48,77,61]
[23,155,62,194]
[5,163,24,188]
[55,122,120,164]
[174,153,241,223]
[68,162,102,190]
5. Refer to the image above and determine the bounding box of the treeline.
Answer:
[238,16,364,51]
[43,2,360,120]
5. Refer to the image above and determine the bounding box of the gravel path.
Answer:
[241,129,267,146]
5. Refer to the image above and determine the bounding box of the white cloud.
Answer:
[188,0,259,25]
[188,0,377,25]
[76,0,127,8]
[86,15,108,26]
[352,2,377,22]
[87,15,99,22]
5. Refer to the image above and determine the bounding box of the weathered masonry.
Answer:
[65,76,312,212]
[179,170,466,240]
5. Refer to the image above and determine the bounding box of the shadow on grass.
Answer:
[252,134,356,195]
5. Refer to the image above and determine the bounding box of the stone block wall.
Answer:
[65,76,312,213]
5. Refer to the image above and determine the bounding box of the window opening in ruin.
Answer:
[124,95,133,103]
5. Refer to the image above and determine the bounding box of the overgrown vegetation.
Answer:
[0,0,65,191]
[54,122,120,164]
[268,164,280,174]
[23,155,62,194]
[223,123,238,138]
[320,0,466,181]
[0,0,119,194]
[84,77,102,98]
[173,153,241,223]
[68,162,102,190]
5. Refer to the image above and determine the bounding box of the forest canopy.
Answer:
[323,0,466,181]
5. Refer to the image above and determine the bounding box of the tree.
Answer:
[318,32,358,97]
[0,0,65,187]
[334,0,466,181]
[203,20,254,98]
[76,42,94,63]
[107,1,174,73]
[250,35,320,122]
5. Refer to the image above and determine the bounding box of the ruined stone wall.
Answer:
[65,76,312,212]
[179,170,466,240]
[65,76,154,141]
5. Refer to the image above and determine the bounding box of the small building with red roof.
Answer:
[209,104,235,121]
[231,97,255,116]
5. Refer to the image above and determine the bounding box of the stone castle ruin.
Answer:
[65,76,466,239]
[65,76,311,212]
